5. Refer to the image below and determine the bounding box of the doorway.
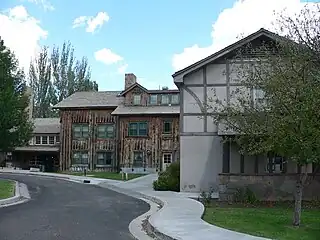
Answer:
[162,153,172,172]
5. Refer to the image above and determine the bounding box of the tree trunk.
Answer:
[293,178,304,226]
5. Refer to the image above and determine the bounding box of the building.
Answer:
[9,118,60,171]
[173,28,318,200]
[53,73,180,173]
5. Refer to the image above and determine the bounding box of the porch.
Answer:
[10,146,59,172]
[219,140,320,201]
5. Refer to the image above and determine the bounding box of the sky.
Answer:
[0,0,319,91]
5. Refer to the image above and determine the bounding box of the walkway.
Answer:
[0,169,269,240]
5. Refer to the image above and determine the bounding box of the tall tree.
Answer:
[207,6,320,227]
[29,46,54,118]
[73,57,98,92]
[0,38,33,156]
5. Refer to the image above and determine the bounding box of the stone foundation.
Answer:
[219,173,320,201]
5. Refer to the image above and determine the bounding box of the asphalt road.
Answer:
[0,174,150,240]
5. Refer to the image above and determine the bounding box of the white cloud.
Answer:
[0,5,48,72]
[94,48,123,65]
[172,0,320,72]
[25,0,54,11]
[117,63,128,74]
[72,12,109,33]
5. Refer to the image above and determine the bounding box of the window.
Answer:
[35,136,41,145]
[72,152,89,165]
[133,152,144,167]
[56,135,60,143]
[133,95,141,105]
[267,154,285,173]
[149,95,158,105]
[161,95,169,105]
[163,120,172,134]
[254,89,267,109]
[42,136,48,144]
[171,94,180,105]
[163,153,172,164]
[97,152,113,166]
[129,122,148,136]
[97,124,114,138]
[73,124,89,138]
[49,136,55,144]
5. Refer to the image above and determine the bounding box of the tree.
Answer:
[29,46,55,118]
[207,6,320,227]
[30,41,99,118]
[0,38,33,156]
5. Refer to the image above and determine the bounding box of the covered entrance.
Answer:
[12,146,59,172]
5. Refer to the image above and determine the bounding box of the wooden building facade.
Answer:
[53,73,180,173]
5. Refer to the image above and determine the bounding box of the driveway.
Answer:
[0,174,149,240]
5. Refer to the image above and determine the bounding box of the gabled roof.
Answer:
[33,118,60,134]
[172,28,282,80]
[118,82,148,96]
[52,91,122,109]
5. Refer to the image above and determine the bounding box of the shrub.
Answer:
[153,161,180,192]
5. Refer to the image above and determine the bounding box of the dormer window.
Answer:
[133,95,141,105]
[161,95,169,105]
[149,95,157,105]
[171,94,179,105]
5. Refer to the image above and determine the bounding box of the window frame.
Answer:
[97,124,114,139]
[149,94,158,105]
[133,94,142,105]
[133,151,144,168]
[35,136,41,145]
[72,151,89,165]
[72,124,89,139]
[171,94,180,105]
[128,122,148,137]
[41,136,48,145]
[161,94,170,105]
[48,136,55,145]
[163,153,172,164]
[96,151,113,166]
[163,120,172,134]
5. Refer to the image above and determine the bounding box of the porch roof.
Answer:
[14,146,59,152]
[111,105,180,115]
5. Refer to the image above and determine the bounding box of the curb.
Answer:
[0,180,28,207]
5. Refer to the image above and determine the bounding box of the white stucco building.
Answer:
[172,28,314,194]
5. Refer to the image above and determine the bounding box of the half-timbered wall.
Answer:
[59,109,118,171]
[119,115,179,173]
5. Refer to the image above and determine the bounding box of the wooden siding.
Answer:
[60,109,118,171]
[119,115,180,170]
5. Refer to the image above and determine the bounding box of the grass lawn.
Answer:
[203,204,320,240]
[61,171,146,181]
[0,180,15,199]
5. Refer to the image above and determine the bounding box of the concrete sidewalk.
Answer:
[0,169,269,240]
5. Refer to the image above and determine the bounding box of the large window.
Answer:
[149,95,158,105]
[72,152,89,165]
[41,136,48,144]
[35,136,41,145]
[97,152,113,166]
[129,122,148,136]
[161,95,169,105]
[133,151,144,167]
[133,95,141,105]
[163,120,172,134]
[49,136,55,144]
[73,124,89,138]
[97,124,114,138]
[171,94,179,105]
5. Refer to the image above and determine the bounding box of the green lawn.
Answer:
[0,180,15,199]
[61,171,145,181]
[203,206,320,240]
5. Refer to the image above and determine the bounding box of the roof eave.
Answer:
[52,105,119,110]
[172,28,281,81]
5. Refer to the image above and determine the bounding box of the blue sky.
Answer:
[0,0,319,91]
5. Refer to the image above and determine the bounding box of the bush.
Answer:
[153,161,180,192]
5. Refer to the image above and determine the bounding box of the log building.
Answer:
[53,73,180,173]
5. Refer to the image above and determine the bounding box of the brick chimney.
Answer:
[124,73,137,89]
